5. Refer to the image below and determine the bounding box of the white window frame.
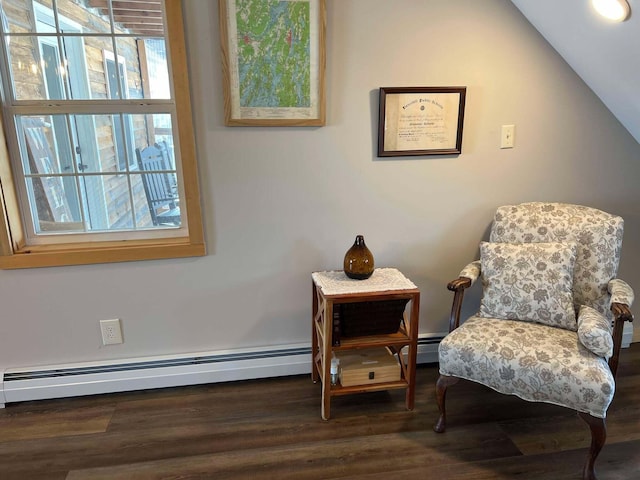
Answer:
[0,0,205,268]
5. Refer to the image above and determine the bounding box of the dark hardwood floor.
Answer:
[1,344,639,480]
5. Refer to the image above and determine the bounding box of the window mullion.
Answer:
[9,100,174,113]
[125,167,139,230]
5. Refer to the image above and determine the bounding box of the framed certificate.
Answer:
[377,86,466,157]
[218,0,326,126]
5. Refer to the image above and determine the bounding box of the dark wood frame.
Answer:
[377,86,466,157]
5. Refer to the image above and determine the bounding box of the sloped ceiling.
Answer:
[511,0,640,144]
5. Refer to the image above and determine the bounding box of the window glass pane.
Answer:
[7,34,48,100]
[83,35,116,100]
[130,173,153,228]
[59,0,111,35]
[26,175,82,233]
[131,112,149,150]
[2,0,52,35]
[2,1,166,35]
[104,51,123,99]
[139,38,170,99]
[101,173,134,229]
[79,173,107,230]
[113,38,141,99]
[148,113,175,164]
[20,115,75,175]
[8,34,90,101]
[71,113,135,174]
[40,40,67,98]
[94,113,134,172]
[68,113,139,175]
[86,0,165,36]
[130,172,180,229]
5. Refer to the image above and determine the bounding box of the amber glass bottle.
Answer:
[343,235,374,279]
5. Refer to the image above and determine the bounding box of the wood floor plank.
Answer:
[499,407,640,455]
[0,404,114,441]
[0,394,512,475]
[65,426,520,480]
[0,344,636,480]
[336,439,640,480]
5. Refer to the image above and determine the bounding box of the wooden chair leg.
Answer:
[433,375,459,433]
[578,412,607,480]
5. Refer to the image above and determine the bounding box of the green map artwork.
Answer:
[235,0,311,108]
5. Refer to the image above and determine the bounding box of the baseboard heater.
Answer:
[0,335,444,408]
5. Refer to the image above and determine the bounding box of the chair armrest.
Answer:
[446,261,480,332]
[457,260,481,286]
[609,298,634,378]
[577,305,613,359]
[611,302,633,322]
[608,279,634,308]
[447,276,472,292]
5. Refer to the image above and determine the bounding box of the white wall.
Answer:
[1,0,639,369]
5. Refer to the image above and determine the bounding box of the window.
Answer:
[0,0,204,268]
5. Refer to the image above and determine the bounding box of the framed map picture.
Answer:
[218,0,326,126]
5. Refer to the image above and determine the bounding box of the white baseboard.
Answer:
[0,335,442,408]
[0,323,632,409]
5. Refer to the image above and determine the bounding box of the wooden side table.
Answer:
[311,268,420,420]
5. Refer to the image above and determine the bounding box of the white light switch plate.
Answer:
[501,124,515,149]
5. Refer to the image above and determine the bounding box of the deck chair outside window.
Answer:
[435,202,634,480]
[136,142,180,226]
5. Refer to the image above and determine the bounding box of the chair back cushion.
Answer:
[479,241,577,330]
[490,202,624,319]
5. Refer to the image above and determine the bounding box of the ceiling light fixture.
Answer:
[591,0,631,22]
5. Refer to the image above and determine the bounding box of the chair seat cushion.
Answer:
[438,316,615,418]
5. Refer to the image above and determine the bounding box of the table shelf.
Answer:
[328,380,409,396]
[329,330,411,350]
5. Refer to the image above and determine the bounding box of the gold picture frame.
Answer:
[378,86,467,157]
[218,0,326,126]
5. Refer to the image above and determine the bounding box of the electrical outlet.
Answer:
[100,319,123,345]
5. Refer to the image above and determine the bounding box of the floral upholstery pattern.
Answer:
[478,241,577,331]
[439,316,615,418]
[490,202,624,320]
[459,260,481,285]
[577,305,614,359]
[439,203,635,421]
[608,279,635,308]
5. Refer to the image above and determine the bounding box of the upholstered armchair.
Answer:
[434,203,634,480]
